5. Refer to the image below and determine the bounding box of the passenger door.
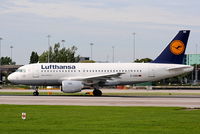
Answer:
[32,65,39,78]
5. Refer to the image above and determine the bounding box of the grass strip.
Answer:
[0,105,200,134]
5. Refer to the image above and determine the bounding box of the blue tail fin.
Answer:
[152,30,190,64]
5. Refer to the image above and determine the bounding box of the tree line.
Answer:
[30,43,80,63]
[0,57,15,65]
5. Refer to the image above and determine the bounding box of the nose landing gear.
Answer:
[33,87,39,96]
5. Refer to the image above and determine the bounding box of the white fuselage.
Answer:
[8,63,193,86]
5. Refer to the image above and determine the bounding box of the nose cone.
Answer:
[7,73,14,83]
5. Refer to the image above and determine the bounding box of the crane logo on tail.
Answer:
[170,40,185,55]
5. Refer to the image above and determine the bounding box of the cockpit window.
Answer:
[16,69,26,72]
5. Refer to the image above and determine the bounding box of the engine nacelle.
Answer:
[62,81,83,93]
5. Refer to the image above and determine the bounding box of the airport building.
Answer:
[183,54,200,84]
[0,65,22,82]
[79,57,90,62]
[183,54,200,65]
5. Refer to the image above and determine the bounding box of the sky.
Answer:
[0,0,200,65]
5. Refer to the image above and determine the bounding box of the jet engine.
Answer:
[61,81,84,93]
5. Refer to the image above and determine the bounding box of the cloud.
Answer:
[0,0,199,27]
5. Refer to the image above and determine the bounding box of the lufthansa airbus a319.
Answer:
[8,30,193,96]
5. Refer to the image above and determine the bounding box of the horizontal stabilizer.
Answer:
[167,65,193,71]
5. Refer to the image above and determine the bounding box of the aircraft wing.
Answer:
[61,73,124,81]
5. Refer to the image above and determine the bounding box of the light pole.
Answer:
[132,32,136,62]
[47,35,51,63]
[106,55,109,63]
[10,45,13,63]
[0,37,2,82]
[61,40,65,48]
[194,44,198,84]
[90,43,94,60]
[112,46,115,63]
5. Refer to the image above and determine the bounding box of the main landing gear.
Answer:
[33,87,39,96]
[93,89,102,96]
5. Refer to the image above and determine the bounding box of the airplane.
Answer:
[8,30,193,96]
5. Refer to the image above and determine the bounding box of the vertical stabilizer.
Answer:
[152,30,190,64]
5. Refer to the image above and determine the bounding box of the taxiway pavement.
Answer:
[1,89,200,107]
[1,95,200,108]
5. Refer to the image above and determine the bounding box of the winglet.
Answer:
[152,30,190,64]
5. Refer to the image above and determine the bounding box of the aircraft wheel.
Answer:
[93,89,102,96]
[33,91,39,96]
